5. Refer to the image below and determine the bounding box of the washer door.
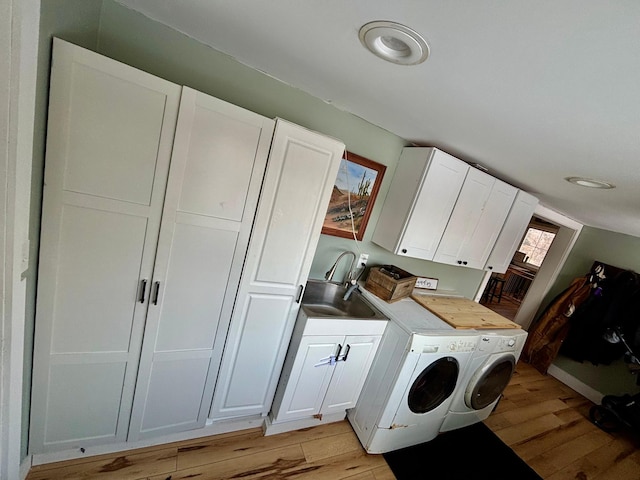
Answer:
[464,354,515,410]
[408,356,459,413]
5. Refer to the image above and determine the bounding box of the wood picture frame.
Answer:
[321,151,386,241]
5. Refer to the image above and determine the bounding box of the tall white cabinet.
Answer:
[31,39,344,454]
[30,38,182,453]
[126,87,275,441]
[209,120,344,420]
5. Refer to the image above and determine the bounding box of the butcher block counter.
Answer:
[358,281,520,331]
[410,294,520,329]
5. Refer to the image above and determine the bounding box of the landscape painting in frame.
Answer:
[322,152,386,241]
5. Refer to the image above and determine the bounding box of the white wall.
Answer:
[0,0,39,478]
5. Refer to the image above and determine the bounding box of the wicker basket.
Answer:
[365,265,417,302]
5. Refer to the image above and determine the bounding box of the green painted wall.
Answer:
[546,226,640,396]
[547,226,640,301]
[95,0,486,298]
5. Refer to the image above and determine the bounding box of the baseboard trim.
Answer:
[30,415,265,467]
[263,412,346,436]
[547,364,604,405]
[20,456,32,480]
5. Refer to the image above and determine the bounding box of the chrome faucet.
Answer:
[325,251,357,286]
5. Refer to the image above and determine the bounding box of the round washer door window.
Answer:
[466,356,515,410]
[408,356,459,414]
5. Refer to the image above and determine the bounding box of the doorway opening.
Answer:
[479,215,563,322]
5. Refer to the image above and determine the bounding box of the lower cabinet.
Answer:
[266,313,387,434]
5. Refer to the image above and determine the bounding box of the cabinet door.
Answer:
[210,119,344,419]
[396,149,469,260]
[321,335,381,415]
[127,88,274,440]
[30,39,181,453]
[457,178,517,269]
[485,190,538,273]
[433,168,496,268]
[272,336,344,422]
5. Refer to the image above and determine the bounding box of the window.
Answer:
[518,228,556,267]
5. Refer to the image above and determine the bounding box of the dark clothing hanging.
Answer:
[521,275,592,374]
[561,270,640,366]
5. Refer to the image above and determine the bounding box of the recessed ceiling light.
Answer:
[565,177,616,189]
[359,21,430,65]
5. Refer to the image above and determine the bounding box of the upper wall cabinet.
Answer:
[432,169,517,269]
[373,147,535,270]
[372,148,469,260]
[484,190,539,274]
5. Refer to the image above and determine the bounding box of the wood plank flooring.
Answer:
[26,361,639,480]
[479,292,521,320]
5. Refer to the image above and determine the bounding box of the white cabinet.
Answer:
[209,119,345,420]
[127,87,275,441]
[266,314,386,433]
[31,39,276,451]
[373,147,524,270]
[433,170,517,269]
[484,190,539,273]
[372,147,468,260]
[30,38,182,453]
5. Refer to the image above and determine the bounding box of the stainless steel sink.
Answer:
[301,280,387,320]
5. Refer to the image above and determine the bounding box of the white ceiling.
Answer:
[117,0,640,237]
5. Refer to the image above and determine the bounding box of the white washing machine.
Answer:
[347,294,479,453]
[439,329,528,433]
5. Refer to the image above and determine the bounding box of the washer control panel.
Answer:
[494,334,525,353]
[445,339,477,353]
[412,334,478,353]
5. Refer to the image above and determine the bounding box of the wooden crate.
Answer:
[365,265,417,302]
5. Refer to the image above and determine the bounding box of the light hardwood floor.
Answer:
[480,291,521,320]
[26,361,639,480]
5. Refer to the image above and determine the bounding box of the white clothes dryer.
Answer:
[348,317,479,454]
[439,329,528,433]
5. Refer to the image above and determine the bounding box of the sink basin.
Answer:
[301,280,387,320]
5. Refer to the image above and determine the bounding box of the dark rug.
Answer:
[383,422,542,479]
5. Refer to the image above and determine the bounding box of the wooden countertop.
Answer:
[410,294,520,329]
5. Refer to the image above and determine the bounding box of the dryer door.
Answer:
[464,354,515,410]
[388,354,462,431]
[408,356,459,413]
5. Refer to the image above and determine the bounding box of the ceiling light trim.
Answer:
[565,177,616,189]
[359,21,430,65]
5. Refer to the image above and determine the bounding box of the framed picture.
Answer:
[321,151,386,241]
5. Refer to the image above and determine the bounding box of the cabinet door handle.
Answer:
[138,279,147,303]
[152,281,161,305]
[463,261,468,265]
[334,344,343,360]
[295,284,304,303]
[339,344,351,362]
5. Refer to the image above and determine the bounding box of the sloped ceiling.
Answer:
[117,0,640,237]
